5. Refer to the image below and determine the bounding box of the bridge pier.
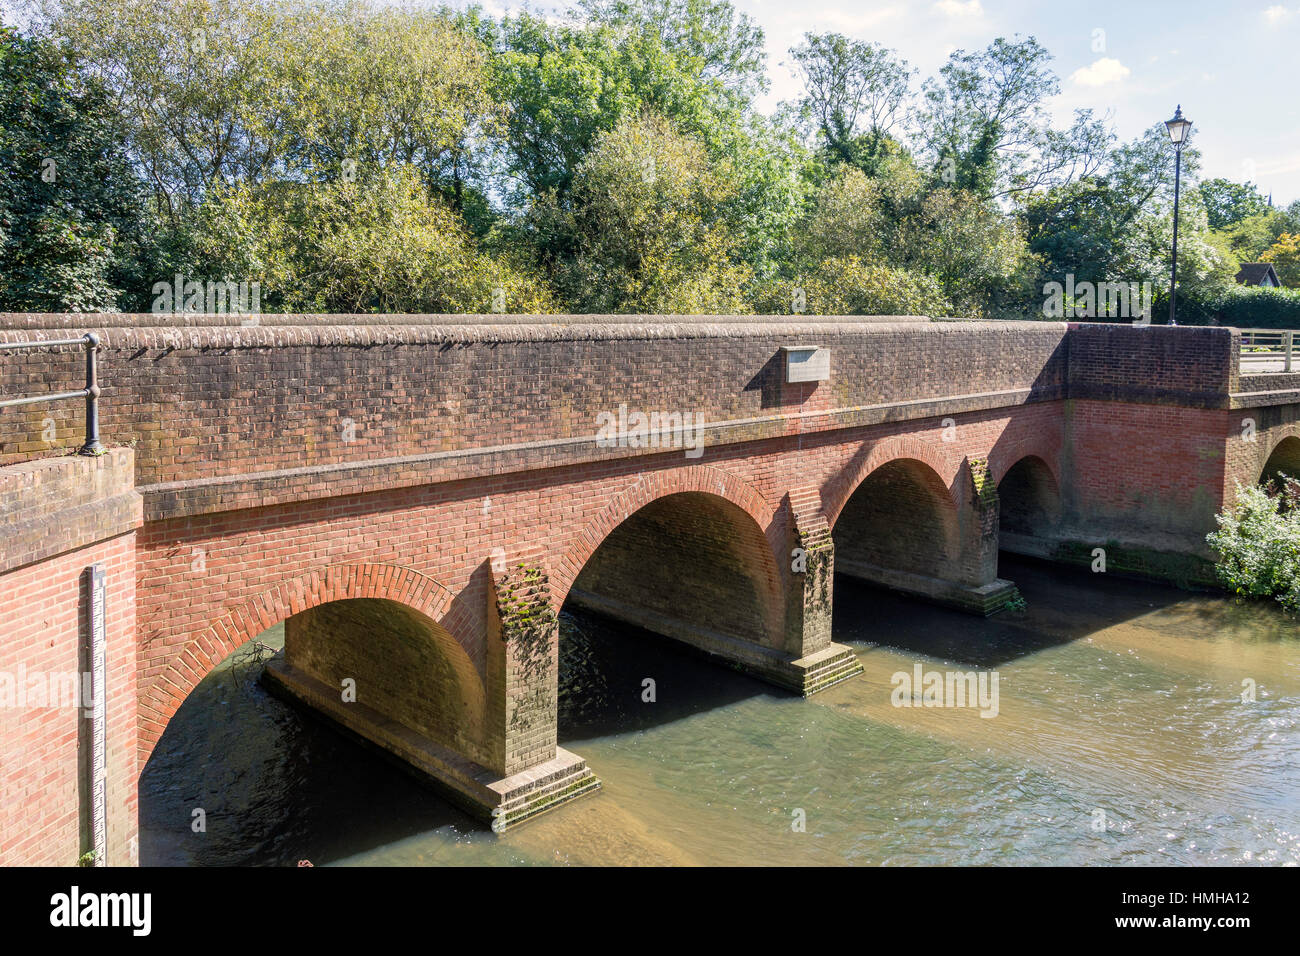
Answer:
[260,552,600,832]
[484,549,601,828]
[782,490,865,693]
[261,661,599,833]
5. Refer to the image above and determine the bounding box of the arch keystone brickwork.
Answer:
[824,434,965,531]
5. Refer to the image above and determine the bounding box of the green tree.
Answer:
[896,187,1032,317]
[189,164,554,314]
[1199,178,1270,231]
[0,24,155,311]
[547,113,751,313]
[917,36,1110,198]
[1208,481,1300,613]
[1261,233,1300,286]
[1223,206,1300,262]
[43,0,500,215]
[1020,124,1222,299]
[40,0,281,216]
[790,33,914,175]
[783,163,1029,318]
[758,256,946,317]
[490,0,765,207]
[578,0,767,104]
[268,1,502,207]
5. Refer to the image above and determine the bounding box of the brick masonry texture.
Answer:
[0,320,1073,491]
[3,313,1300,861]
[286,598,488,766]
[0,452,140,866]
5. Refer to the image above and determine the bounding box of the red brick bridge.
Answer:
[3,313,1299,864]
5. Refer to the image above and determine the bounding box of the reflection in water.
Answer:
[140,555,1300,866]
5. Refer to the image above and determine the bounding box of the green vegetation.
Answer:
[0,24,156,310]
[1207,479,1300,613]
[1,0,1295,318]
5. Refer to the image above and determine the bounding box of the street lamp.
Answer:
[1164,105,1192,324]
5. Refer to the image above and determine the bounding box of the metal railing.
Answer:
[1239,328,1296,374]
[0,333,103,455]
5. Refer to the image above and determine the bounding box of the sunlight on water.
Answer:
[140,556,1300,866]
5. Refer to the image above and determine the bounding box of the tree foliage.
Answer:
[0,24,154,310]
[1208,480,1300,614]
[791,33,913,175]
[916,36,1109,198]
[543,113,751,313]
[1260,232,1300,287]
[0,1,1286,320]
[1199,178,1270,231]
[190,165,554,313]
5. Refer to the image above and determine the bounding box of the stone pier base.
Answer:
[1002,530,1218,589]
[261,659,600,831]
[836,559,1021,616]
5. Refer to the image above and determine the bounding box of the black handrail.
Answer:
[0,333,103,455]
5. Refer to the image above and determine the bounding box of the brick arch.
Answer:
[988,437,1063,489]
[553,464,779,612]
[995,454,1064,537]
[138,562,466,764]
[994,453,1062,501]
[1260,430,1300,483]
[823,434,965,530]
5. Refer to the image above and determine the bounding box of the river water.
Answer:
[139,555,1300,866]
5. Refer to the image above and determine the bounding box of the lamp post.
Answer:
[1164,105,1192,324]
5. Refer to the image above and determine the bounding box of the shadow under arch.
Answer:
[996,454,1064,567]
[561,487,785,651]
[1260,434,1300,486]
[554,464,778,606]
[823,435,964,531]
[136,601,491,866]
[138,563,483,767]
[555,484,788,736]
[830,455,962,581]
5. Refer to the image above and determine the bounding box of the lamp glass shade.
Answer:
[1165,110,1192,145]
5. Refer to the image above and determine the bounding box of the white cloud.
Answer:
[934,0,984,16]
[1069,57,1132,88]
[1263,6,1295,24]
[1253,153,1300,177]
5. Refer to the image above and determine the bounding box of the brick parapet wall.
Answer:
[0,319,1073,512]
[1064,323,1237,407]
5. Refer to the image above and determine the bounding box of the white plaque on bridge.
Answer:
[783,346,830,383]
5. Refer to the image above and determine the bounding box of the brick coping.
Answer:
[0,318,1069,348]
